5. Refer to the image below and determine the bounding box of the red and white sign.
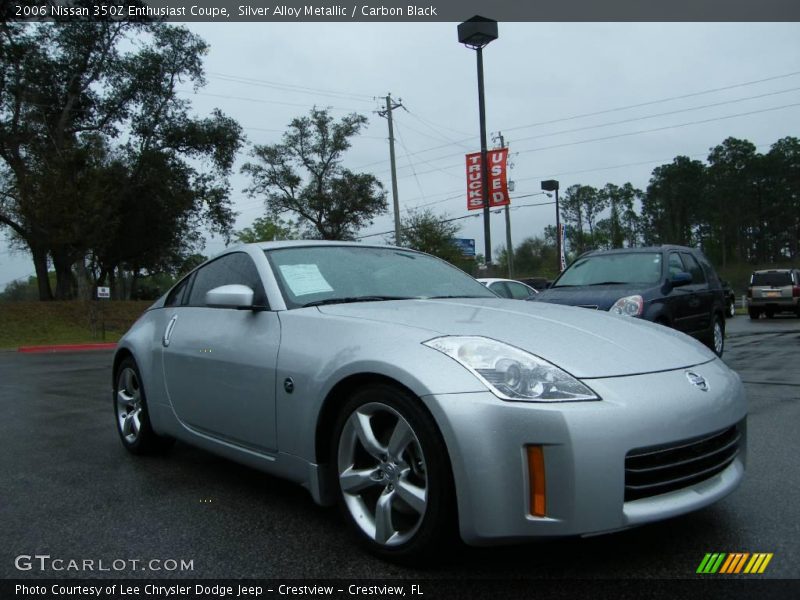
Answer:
[465,148,510,211]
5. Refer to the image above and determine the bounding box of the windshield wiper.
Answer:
[425,295,487,299]
[302,295,413,308]
[586,281,628,286]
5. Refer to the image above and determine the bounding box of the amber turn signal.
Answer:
[527,445,546,517]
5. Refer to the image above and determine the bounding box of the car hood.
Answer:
[534,284,654,310]
[317,298,715,379]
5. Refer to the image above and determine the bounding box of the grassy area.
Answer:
[0,301,151,349]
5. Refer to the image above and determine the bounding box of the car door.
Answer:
[665,252,695,333]
[680,251,712,335]
[161,252,280,452]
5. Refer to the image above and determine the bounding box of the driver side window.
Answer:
[187,253,267,307]
[668,253,685,278]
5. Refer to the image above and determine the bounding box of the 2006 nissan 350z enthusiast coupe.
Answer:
[113,242,746,560]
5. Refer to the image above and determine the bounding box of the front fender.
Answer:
[274,310,485,462]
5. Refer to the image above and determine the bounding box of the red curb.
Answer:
[18,343,117,353]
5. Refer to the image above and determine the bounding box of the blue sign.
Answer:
[452,238,476,257]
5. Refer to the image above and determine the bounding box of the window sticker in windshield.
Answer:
[279,264,334,296]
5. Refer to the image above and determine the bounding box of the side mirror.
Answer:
[206,284,255,308]
[671,272,692,287]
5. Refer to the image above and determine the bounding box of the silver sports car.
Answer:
[113,241,746,560]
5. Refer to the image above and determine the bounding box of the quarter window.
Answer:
[165,274,192,307]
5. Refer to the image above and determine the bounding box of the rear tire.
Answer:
[727,299,736,318]
[706,314,725,357]
[331,383,457,563]
[748,308,760,320]
[114,357,174,455]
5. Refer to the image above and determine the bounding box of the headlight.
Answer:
[609,295,643,317]
[422,336,599,402]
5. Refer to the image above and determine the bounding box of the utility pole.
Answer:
[494,132,514,278]
[378,94,403,245]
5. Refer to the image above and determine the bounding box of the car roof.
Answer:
[233,240,400,251]
[581,245,695,257]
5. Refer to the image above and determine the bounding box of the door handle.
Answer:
[163,315,178,347]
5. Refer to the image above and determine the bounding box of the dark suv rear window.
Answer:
[751,272,793,287]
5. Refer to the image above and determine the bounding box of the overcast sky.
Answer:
[2,22,800,289]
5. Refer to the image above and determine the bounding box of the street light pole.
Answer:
[541,179,561,273]
[476,47,492,266]
[458,16,498,269]
[555,186,561,272]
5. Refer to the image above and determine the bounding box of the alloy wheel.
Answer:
[116,367,143,444]
[337,402,428,547]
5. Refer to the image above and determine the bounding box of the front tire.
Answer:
[331,384,456,562]
[114,357,173,454]
[748,307,760,320]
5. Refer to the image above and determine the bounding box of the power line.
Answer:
[176,89,367,113]
[402,108,474,146]
[502,69,800,133]
[207,72,375,102]
[513,102,800,157]
[509,86,800,146]
[381,140,779,219]
[352,69,800,172]
[392,115,469,148]
[386,102,800,181]
[356,196,555,240]
[393,121,426,201]
[242,125,387,140]
[356,212,481,240]
[380,94,800,178]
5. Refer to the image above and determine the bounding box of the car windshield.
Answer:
[265,245,496,308]
[554,252,663,287]
[751,272,792,287]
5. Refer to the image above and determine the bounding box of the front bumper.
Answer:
[423,358,747,545]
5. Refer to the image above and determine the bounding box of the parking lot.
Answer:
[1,315,798,581]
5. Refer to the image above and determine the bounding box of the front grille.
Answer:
[624,424,741,502]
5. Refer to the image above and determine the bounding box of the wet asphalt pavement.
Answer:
[1,315,798,582]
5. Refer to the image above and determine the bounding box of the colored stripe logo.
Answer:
[697,553,773,574]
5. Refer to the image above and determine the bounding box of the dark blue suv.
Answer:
[532,245,727,356]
